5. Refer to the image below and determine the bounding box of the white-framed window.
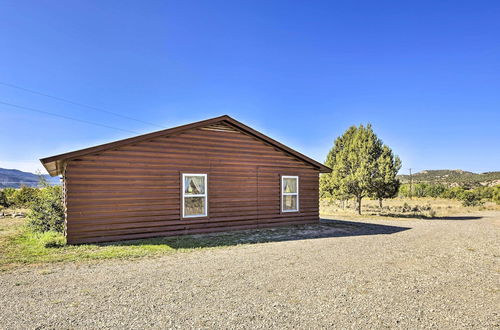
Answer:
[281,175,299,212]
[182,173,207,218]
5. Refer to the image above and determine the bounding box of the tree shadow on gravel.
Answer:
[424,215,483,221]
[100,220,411,250]
[374,213,483,220]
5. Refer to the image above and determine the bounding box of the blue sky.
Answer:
[1,0,499,175]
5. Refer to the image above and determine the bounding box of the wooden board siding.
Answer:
[64,124,320,244]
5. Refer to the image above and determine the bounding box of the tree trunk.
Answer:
[379,198,383,209]
[357,196,362,215]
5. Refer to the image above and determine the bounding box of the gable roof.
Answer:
[40,115,332,176]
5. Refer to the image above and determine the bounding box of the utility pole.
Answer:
[409,168,412,200]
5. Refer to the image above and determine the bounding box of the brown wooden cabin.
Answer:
[41,115,331,244]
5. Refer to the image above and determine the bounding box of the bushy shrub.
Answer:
[0,190,8,207]
[425,184,446,198]
[398,184,410,198]
[1,188,16,207]
[26,185,65,233]
[460,191,483,207]
[12,186,39,207]
[412,183,427,198]
[440,187,466,199]
[474,186,494,200]
[493,186,500,205]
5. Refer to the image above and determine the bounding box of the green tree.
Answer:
[370,145,401,208]
[322,124,399,214]
[320,126,356,200]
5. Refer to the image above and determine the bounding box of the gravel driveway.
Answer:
[1,212,499,329]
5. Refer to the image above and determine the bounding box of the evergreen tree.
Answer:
[319,126,356,200]
[321,124,401,214]
[371,145,401,208]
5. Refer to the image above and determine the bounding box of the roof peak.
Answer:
[40,115,331,176]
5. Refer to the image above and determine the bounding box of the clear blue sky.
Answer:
[1,1,499,175]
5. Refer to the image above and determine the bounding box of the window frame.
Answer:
[182,173,208,218]
[281,175,299,213]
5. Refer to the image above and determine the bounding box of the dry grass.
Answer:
[320,197,500,220]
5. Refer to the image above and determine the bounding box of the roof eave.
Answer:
[40,115,332,175]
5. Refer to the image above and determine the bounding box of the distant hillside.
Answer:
[398,169,500,187]
[0,168,60,188]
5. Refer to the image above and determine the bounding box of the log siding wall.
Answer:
[64,125,320,243]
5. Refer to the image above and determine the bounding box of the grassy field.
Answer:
[320,197,500,220]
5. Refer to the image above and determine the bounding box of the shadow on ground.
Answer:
[371,213,484,220]
[425,215,483,221]
[99,220,411,250]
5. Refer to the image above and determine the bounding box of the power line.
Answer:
[0,100,139,134]
[0,81,165,129]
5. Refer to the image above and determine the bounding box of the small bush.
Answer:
[493,186,500,205]
[0,188,16,207]
[0,191,8,207]
[12,186,39,207]
[441,187,466,199]
[26,185,65,233]
[460,191,484,207]
[402,202,411,213]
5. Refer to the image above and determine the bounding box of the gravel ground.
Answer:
[1,211,499,329]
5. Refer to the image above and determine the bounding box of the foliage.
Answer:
[370,145,402,207]
[26,185,65,233]
[397,169,500,187]
[459,191,484,207]
[493,186,500,205]
[440,186,466,199]
[399,183,447,198]
[473,186,494,200]
[0,190,8,207]
[1,188,16,207]
[397,183,500,206]
[320,126,356,200]
[321,124,400,214]
[11,186,38,207]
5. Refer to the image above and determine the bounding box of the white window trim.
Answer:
[182,173,208,218]
[281,175,299,212]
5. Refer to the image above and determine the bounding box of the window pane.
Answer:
[184,176,205,195]
[283,177,297,193]
[282,195,298,211]
[184,197,206,216]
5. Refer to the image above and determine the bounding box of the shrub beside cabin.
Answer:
[41,116,331,244]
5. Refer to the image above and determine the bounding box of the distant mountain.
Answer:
[0,168,60,188]
[397,169,500,187]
